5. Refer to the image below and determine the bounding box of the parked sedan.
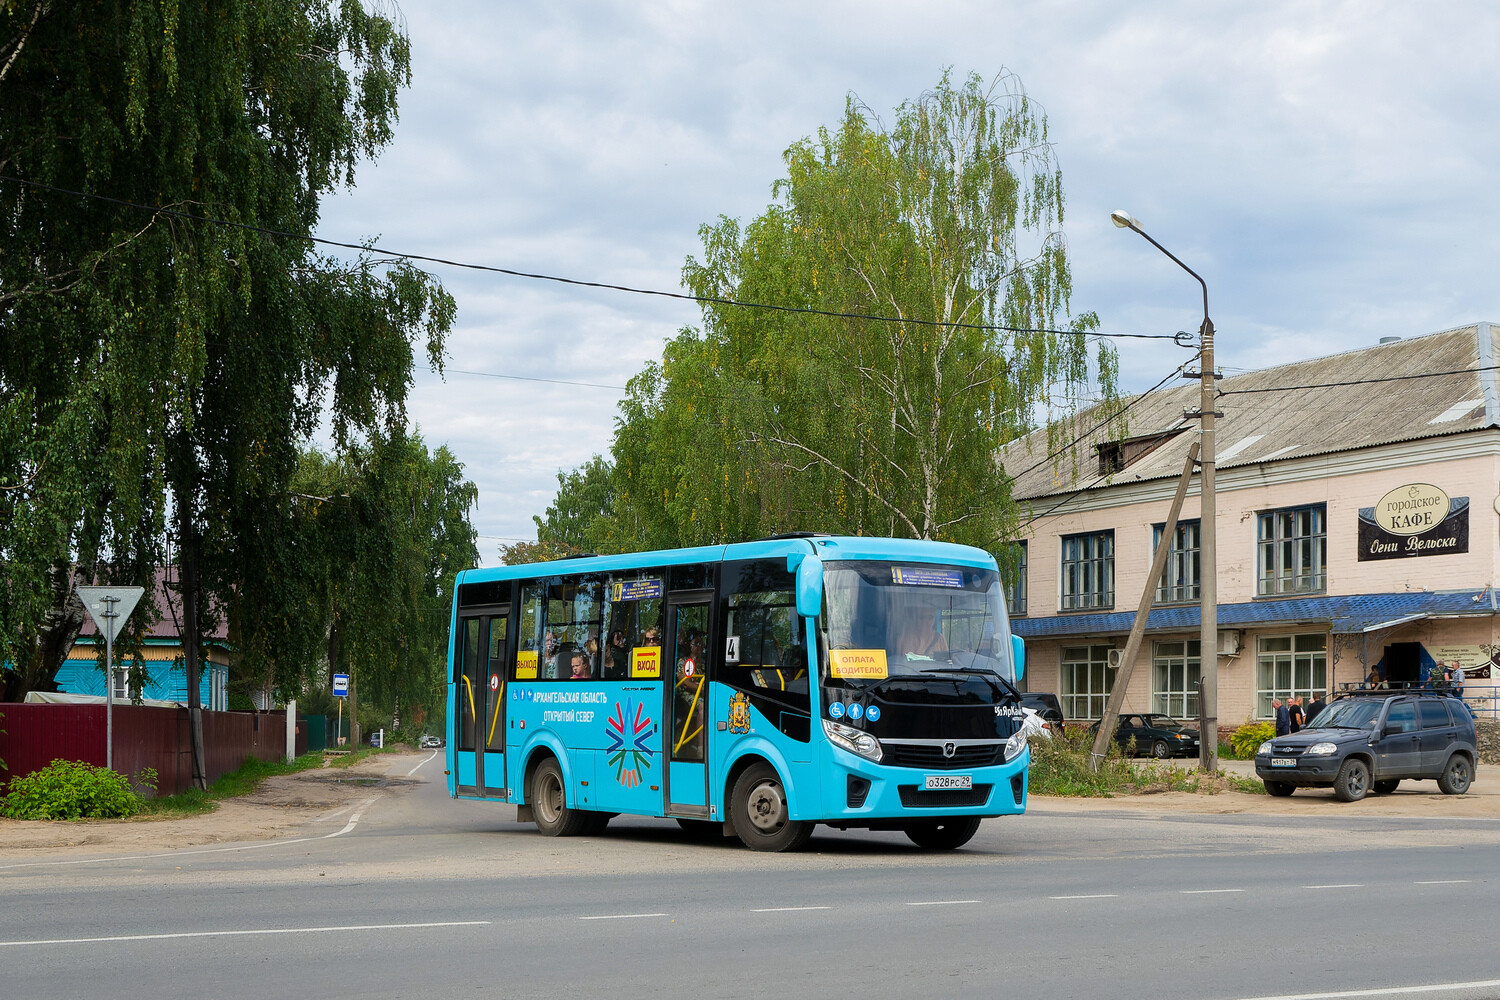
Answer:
[1090,713,1201,758]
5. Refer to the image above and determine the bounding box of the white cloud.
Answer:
[316,0,1500,563]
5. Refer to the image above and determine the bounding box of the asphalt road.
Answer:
[3,753,1497,1000]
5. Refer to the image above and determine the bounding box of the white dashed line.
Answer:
[905,899,980,906]
[1413,879,1469,885]
[578,913,667,921]
[1231,977,1500,1000]
[751,906,832,913]
[405,751,438,777]
[1181,888,1245,894]
[0,921,490,949]
[1303,884,1363,889]
[1050,894,1119,900]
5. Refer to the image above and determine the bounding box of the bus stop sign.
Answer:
[332,674,349,697]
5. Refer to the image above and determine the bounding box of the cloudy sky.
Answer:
[316,1,1500,564]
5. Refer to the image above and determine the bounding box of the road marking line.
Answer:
[1303,884,1363,889]
[0,796,378,872]
[1181,889,1245,894]
[1050,894,1118,900]
[405,751,438,778]
[0,921,490,949]
[905,900,980,906]
[578,913,668,921]
[1413,879,1469,884]
[751,906,832,913]
[1231,977,1500,1000]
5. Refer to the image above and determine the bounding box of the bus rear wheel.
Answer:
[731,763,812,852]
[529,757,590,837]
[904,816,982,850]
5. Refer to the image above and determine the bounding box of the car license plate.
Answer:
[1271,757,1297,768]
[924,774,972,790]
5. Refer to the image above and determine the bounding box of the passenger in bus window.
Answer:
[603,630,628,673]
[570,650,591,680]
[543,630,560,675]
[585,636,600,671]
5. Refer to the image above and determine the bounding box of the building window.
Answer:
[1060,530,1114,611]
[1152,640,1200,718]
[1257,504,1326,596]
[1060,644,1117,720]
[1003,541,1027,617]
[1254,633,1327,718]
[112,667,127,701]
[1153,519,1200,604]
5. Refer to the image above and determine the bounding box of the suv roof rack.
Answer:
[1333,685,1460,699]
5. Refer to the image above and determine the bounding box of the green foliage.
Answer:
[1027,728,1134,797]
[536,69,1113,557]
[0,760,148,820]
[1229,721,1276,760]
[141,752,323,816]
[0,1,454,707]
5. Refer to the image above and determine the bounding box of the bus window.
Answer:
[515,583,543,680]
[543,576,602,679]
[602,572,664,679]
[670,563,713,591]
[485,616,508,751]
[457,617,482,750]
[720,559,809,712]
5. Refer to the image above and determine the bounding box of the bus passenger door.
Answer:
[665,597,711,816]
[482,614,509,796]
[455,616,483,794]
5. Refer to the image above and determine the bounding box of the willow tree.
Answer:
[0,3,452,778]
[580,69,1111,554]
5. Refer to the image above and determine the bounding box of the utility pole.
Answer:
[1112,210,1220,771]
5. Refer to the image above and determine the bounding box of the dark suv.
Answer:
[1255,691,1477,801]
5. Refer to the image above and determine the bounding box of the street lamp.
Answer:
[1112,209,1219,772]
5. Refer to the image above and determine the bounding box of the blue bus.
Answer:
[445,534,1029,851]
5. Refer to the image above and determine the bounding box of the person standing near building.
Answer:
[1288,696,1304,733]
[1273,698,1289,737]
[1305,692,1326,728]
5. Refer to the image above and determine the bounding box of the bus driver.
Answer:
[895,603,948,657]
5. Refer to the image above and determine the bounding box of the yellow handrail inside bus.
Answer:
[487,681,505,746]
[675,677,704,753]
[462,674,476,721]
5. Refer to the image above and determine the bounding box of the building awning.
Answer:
[1011,590,1494,641]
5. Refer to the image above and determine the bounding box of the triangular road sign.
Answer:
[75,586,146,642]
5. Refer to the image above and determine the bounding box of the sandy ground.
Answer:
[0,753,1493,860]
[0,752,420,859]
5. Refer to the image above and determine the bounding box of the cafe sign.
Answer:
[1358,483,1468,560]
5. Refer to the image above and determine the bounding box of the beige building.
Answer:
[1000,323,1499,729]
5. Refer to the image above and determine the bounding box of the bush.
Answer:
[1229,721,1275,760]
[1028,727,1135,796]
[0,759,151,820]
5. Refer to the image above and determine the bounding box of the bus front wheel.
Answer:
[904,816,982,850]
[731,763,813,852]
[529,758,590,837]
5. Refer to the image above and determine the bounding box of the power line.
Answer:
[1219,363,1500,395]
[1,172,1186,342]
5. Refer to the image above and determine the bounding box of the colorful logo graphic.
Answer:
[727,691,752,734]
[605,698,655,788]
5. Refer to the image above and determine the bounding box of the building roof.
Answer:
[1002,322,1500,501]
[1010,588,1497,641]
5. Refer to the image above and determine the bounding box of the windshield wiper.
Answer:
[921,666,1019,699]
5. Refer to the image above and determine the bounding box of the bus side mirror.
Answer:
[1011,634,1026,684]
[794,554,823,618]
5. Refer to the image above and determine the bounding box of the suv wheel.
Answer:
[1333,758,1370,802]
[1437,754,1473,795]
[1263,780,1294,797]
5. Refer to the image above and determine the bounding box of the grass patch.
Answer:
[140,752,326,818]
[1029,729,1266,797]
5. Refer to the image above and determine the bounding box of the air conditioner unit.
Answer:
[1106,649,1124,668]
[1216,630,1243,656]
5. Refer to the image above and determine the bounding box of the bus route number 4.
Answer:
[725,636,740,664]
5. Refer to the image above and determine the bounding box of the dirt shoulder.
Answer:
[0,752,420,860]
[1,753,1493,860]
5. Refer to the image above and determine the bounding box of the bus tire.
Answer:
[904,816,982,850]
[529,757,589,837]
[730,763,813,852]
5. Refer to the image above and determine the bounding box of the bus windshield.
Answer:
[822,561,1013,687]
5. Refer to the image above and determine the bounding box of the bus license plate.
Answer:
[924,774,972,790]
[1271,758,1297,768]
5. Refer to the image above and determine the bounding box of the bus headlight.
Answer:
[1004,728,1029,763]
[823,720,883,763]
